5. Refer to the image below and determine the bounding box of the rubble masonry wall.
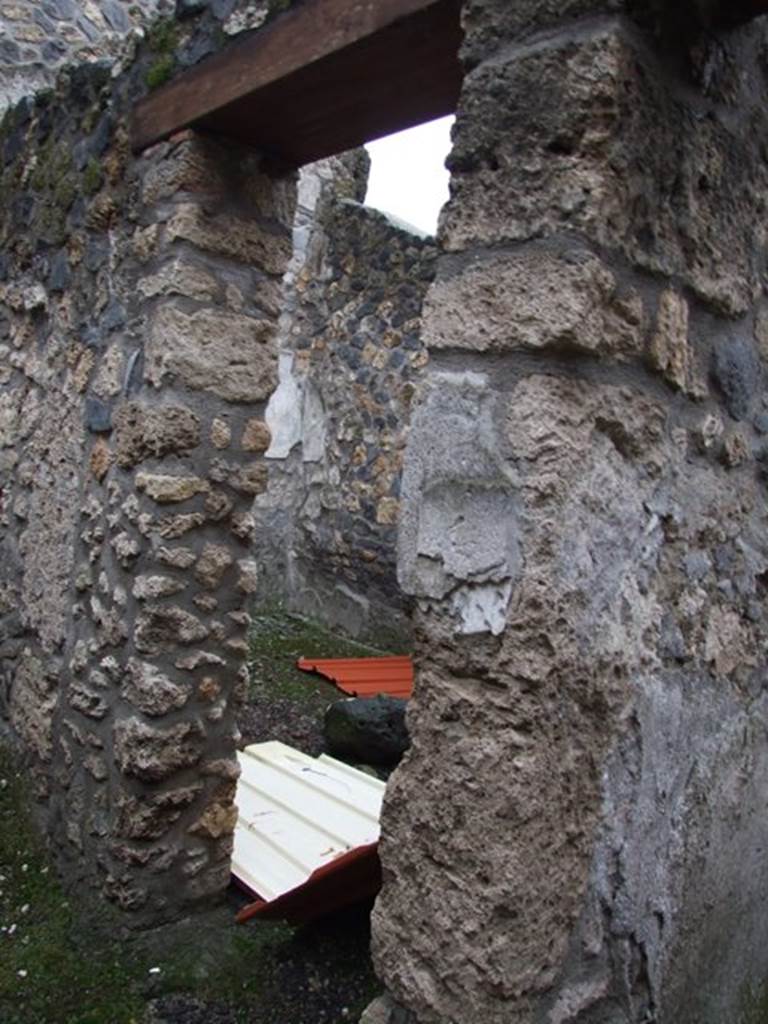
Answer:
[254,185,437,645]
[0,8,296,921]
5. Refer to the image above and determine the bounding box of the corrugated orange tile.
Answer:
[297,656,414,699]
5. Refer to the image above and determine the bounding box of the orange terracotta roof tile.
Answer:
[297,656,414,700]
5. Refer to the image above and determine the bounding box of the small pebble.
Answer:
[21,864,28,873]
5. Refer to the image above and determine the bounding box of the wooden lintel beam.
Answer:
[131,0,464,165]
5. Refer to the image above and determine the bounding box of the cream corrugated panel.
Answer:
[232,741,386,903]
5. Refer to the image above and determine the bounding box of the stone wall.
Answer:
[0,0,294,114]
[0,1,168,111]
[370,3,768,1023]
[0,3,296,921]
[254,178,436,644]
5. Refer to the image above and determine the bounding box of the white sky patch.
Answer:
[364,115,454,236]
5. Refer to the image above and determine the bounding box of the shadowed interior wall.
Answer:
[369,3,768,1022]
[253,174,437,645]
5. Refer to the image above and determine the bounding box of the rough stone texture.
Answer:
[0,2,169,112]
[324,696,409,766]
[253,187,436,645]
[444,18,768,316]
[370,7,768,1024]
[0,3,295,924]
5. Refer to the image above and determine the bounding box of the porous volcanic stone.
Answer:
[324,696,409,765]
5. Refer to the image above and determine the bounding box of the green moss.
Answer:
[739,980,768,1023]
[81,158,103,197]
[30,141,72,196]
[53,174,77,211]
[147,16,180,54]
[145,54,176,91]
[247,603,391,703]
[80,106,101,137]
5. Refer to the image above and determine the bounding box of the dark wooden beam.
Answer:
[131,0,463,166]
[707,0,768,27]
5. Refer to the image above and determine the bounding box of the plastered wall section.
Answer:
[369,3,768,1023]
[0,30,295,918]
[254,186,436,645]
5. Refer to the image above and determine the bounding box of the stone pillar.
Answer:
[371,3,768,1022]
[50,131,295,920]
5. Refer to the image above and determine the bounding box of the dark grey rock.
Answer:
[85,237,109,273]
[80,324,104,349]
[175,0,210,17]
[711,337,761,420]
[85,396,112,434]
[41,41,68,63]
[48,250,71,293]
[0,39,20,61]
[324,695,409,765]
[101,299,126,333]
[0,611,25,642]
[102,1,130,32]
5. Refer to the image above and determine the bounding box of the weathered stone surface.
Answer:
[113,403,201,468]
[175,650,226,671]
[460,0,621,66]
[194,544,234,589]
[241,418,271,452]
[235,559,259,595]
[112,531,141,565]
[91,346,125,399]
[203,490,233,522]
[324,696,409,765]
[136,471,209,504]
[114,717,205,782]
[134,605,209,656]
[210,457,268,495]
[9,652,56,761]
[69,681,109,721]
[649,288,706,397]
[132,575,186,601]
[711,336,761,421]
[156,546,197,570]
[146,305,278,404]
[157,513,206,540]
[444,26,767,314]
[424,249,643,358]
[188,799,238,839]
[376,372,673,1020]
[164,204,291,276]
[137,258,219,303]
[115,784,203,840]
[121,658,190,717]
[210,417,231,449]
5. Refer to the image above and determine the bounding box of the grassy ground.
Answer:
[0,606,387,1024]
[242,604,390,754]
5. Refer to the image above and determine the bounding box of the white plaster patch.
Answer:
[450,580,513,636]
[302,382,326,463]
[265,352,303,459]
